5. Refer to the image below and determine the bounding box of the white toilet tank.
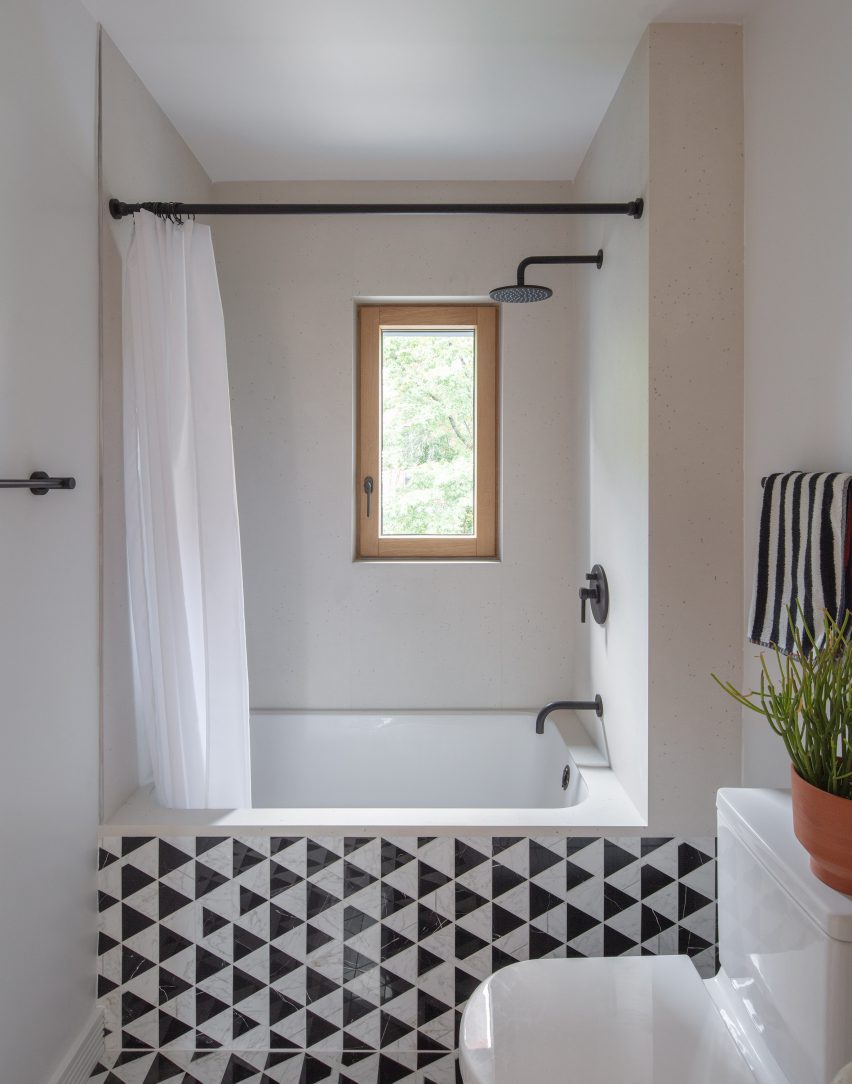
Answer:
[714,789,852,1084]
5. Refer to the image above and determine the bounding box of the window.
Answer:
[357,304,498,558]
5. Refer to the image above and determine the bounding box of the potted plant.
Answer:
[714,609,852,894]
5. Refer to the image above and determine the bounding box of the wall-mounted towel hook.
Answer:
[0,471,76,495]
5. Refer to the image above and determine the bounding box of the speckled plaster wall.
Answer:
[570,30,650,827]
[1,5,100,1081]
[210,180,591,716]
[98,23,746,846]
[742,0,852,787]
[209,29,744,835]
[646,24,744,834]
[571,25,744,835]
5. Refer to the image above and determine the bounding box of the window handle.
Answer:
[363,475,374,518]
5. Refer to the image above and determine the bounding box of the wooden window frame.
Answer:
[357,304,498,559]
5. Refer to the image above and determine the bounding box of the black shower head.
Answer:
[489,283,553,304]
[490,251,604,304]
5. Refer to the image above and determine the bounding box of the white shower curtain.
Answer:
[123,211,252,809]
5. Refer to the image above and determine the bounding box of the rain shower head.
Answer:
[489,283,553,304]
[490,250,604,303]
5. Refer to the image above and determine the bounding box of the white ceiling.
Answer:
[83,0,752,182]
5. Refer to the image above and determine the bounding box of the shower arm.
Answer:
[516,251,604,286]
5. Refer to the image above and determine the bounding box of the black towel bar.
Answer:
[0,471,76,495]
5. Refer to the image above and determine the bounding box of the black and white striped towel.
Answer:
[749,471,852,652]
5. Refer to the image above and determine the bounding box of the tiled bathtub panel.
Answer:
[90,1049,461,1084]
[97,835,717,1054]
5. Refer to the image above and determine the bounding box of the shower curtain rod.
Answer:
[108,197,644,221]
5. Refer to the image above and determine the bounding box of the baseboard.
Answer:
[46,1007,104,1084]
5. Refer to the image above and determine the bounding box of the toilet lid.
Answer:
[460,956,758,1084]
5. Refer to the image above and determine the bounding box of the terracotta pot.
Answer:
[791,765,852,894]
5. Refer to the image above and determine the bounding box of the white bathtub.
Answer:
[104,711,643,832]
[250,711,587,809]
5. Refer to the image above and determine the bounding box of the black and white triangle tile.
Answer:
[88,1049,461,1083]
[96,832,717,1076]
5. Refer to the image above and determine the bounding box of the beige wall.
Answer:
[211,180,590,714]
[0,2,100,1080]
[573,24,744,834]
[98,23,746,838]
[99,32,212,817]
[647,24,744,834]
[210,28,744,835]
[741,0,852,785]
[572,34,651,821]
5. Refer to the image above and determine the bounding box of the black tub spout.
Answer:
[536,696,603,735]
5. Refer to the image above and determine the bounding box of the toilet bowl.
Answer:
[459,789,852,1084]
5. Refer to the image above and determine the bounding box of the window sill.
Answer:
[353,556,502,565]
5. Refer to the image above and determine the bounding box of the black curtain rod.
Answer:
[0,471,76,495]
[109,197,644,221]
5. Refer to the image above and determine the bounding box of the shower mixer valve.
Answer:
[579,564,609,625]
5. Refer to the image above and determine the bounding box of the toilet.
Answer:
[459,788,852,1084]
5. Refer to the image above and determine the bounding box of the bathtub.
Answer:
[105,710,643,832]
[250,711,587,809]
[96,714,704,1071]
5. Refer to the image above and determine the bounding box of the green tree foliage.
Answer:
[381,330,475,536]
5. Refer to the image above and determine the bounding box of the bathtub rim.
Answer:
[101,711,645,834]
[101,768,644,836]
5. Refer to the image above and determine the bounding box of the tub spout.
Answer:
[536,696,603,735]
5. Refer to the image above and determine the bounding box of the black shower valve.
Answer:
[579,564,609,625]
[579,579,598,623]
